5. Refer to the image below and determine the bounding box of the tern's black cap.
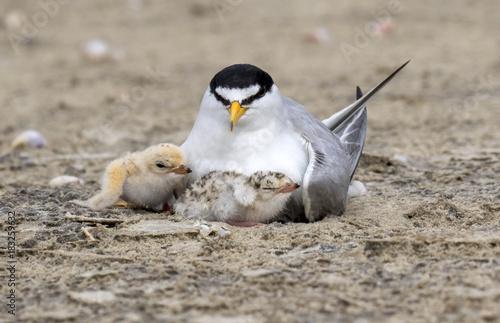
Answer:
[209,64,274,105]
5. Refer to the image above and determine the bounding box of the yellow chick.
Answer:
[73,143,191,211]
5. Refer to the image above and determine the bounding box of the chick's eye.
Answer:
[262,187,274,191]
[156,163,166,168]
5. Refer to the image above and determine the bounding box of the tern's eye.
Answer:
[156,163,166,168]
[241,87,266,106]
[262,187,274,191]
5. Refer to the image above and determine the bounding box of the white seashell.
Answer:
[11,130,47,150]
[304,28,331,43]
[347,181,368,199]
[49,175,85,187]
[83,39,111,63]
[83,39,125,63]
[4,11,26,31]
[69,290,116,304]
[217,226,231,238]
[195,221,231,238]
[393,155,409,163]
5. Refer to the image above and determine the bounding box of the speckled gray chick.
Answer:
[174,170,299,226]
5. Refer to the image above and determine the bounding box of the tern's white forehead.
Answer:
[215,85,260,103]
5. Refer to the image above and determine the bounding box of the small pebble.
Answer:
[393,155,409,163]
[4,11,26,31]
[49,175,85,187]
[348,180,368,198]
[217,226,231,238]
[195,221,231,238]
[83,39,124,63]
[69,291,116,304]
[83,39,110,62]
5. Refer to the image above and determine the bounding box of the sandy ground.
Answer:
[0,0,499,322]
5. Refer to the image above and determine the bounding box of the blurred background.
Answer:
[1,0,499,182]
[1,2,499,321]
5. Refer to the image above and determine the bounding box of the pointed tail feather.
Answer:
[322,61,409,132]
[356,86,363,100]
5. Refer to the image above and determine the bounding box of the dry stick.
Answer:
[81,227,96,241]
[41,250,132,262]
[65,214,124,225]
[346,220,364,229]
[81,225,108,241]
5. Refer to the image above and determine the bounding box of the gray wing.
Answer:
[338,87,366,179]
[283,97,351,222]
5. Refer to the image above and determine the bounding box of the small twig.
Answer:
[81,227,96,241]
[95,224,108,231]
[41,250,132,262]
[346,220,364,229]
[81,225,108,241]
[66,214,124,225]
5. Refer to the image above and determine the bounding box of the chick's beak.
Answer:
[277,182,300,194]
[228,101,248,135]
[169,164,192,175]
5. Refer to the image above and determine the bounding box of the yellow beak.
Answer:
[228,101,248,135]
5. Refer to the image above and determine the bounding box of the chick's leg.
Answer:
[74,160,128,210]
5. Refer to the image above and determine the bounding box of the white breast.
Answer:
[184,117,308,184]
